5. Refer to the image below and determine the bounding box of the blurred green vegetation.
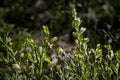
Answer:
[0,0,120,50]
[0,1,120,79]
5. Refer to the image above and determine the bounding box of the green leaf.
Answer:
[111,64,118,74]
[96,49,102,57]
[43,25,50,37]
[12,63,22,73]
[72,18,81,31]
[104,44,112,51]
[116,50,120,59]
[12,64,21,70]
[83,38,89,43]
[45,56,53,67]
[75,53,83,59]
[51,37,57,43]
[27,53,33,62]
[80,27,86,34]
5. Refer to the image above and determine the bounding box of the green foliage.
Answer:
[0,8,120,80]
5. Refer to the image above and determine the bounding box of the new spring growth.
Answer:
[43,25,50,37]
[72,18,82,31]
[72,8,82,31]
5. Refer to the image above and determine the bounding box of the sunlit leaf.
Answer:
[96,49,102,57]
[12,63,22,73]
[27,53,33,62]
[45,56,53,67]
[75,53,83,59]
[116,50,120,59]
[43,25,50,36]
[51,37,57,43]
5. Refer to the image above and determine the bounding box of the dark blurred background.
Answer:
[0,0,120,50]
